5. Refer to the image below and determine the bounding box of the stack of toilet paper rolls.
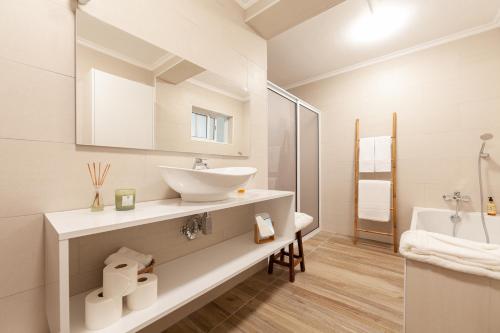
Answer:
[85,258,158,330]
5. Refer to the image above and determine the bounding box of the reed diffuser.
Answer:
[86,162,111,212]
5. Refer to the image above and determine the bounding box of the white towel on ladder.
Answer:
[358,180,391,222]
[374,136,392,172]
[359,137,375,172]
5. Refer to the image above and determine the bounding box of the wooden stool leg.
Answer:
[280,248,285,261]
[288,243,295,282]
[267,254,274,274]
[297,230,305,272]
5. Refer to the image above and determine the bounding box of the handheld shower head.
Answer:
[479,133,493,158]
[480,133,494,141]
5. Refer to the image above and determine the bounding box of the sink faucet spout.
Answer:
[193,158,209,170]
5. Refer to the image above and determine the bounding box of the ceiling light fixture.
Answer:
[348,0,413,44]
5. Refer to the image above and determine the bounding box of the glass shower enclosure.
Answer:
[267,82,320,235]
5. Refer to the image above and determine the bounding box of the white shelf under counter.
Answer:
[44,189,295,333]
[70,232,294,333]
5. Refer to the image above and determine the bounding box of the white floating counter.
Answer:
[45,189,293,240]
[44,189,295,333]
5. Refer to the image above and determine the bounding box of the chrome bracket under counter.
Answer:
[181,212,213,240]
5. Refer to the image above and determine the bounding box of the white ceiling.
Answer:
[268,0,500,88]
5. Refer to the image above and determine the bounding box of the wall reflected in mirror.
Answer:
[76,10,250,156]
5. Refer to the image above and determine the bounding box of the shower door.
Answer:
[267,84,320,234]
[298,105,320,234]
[267,90,296,194]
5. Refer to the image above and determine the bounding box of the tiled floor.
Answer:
[164,232,404,333]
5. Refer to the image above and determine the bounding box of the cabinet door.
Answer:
[93,69,154,149]
[299,105,319,234]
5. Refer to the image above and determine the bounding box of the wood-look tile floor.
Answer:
[164,232,404,333]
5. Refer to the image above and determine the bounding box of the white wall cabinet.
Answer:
[86,69,154,150]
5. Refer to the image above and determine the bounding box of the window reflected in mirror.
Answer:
[191,107,232,144]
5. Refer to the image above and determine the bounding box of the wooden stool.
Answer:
[268,212,313,282]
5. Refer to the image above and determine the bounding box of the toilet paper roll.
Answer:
[85,288,122,330]
[126,273,158,311]
[103,258,138,298]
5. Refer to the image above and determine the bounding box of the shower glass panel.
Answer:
[267,90,296,194]
[299,105,320,234]
[268,85,321,235]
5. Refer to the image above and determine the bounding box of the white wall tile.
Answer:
[0,0,74,76]
[0,59,75,143]
[0,287,48,333]
[0,215,44,298]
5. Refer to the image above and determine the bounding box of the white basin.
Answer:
[158,166,257,202]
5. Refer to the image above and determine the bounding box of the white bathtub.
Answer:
[404,207,500,333]
[410,206,500,244]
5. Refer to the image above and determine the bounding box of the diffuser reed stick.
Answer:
[87,162,111,212]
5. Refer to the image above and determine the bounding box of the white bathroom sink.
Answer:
[158,166,257,202]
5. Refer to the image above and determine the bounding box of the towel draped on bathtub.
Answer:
[399,229,500,280]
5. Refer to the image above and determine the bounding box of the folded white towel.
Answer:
[116,247,153,266]
[374,136,392,172]
[105,253,145,271]
[104,247,153,270]
[359,137,375,172]
[400,230,500,280]
[358,180,391,222]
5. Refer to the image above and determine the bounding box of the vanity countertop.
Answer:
[45,189,294,240]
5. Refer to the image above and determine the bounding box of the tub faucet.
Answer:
[193,158,209,170]
[443,191,471,224]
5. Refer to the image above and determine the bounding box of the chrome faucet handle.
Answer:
[443,194,454,201]
[443,192,471,202]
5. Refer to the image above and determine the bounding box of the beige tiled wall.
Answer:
[0,0,267,331]
[291,28,500,240]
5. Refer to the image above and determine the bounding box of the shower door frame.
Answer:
[267,81,321,235]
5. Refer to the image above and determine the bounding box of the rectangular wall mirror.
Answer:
[76,10,250,156]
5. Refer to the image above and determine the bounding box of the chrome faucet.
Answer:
[443,191,471,225]
[193,158,209,170]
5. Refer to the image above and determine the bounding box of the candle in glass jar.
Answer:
[115,189,136,211]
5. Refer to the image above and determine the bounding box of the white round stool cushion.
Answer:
[295,212,313,232]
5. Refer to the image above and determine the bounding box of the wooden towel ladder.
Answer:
[353,112,398,252]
